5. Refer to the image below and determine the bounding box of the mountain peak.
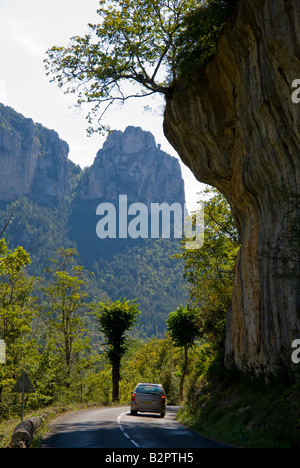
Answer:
[103,126,157,154]
[78,126,185,206]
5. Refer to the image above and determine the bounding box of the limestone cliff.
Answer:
[69,126,186,267]
[77,126,185,206]
[0,104,73,204]
[164,0,300,374]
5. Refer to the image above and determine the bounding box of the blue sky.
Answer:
[0,0,204,211]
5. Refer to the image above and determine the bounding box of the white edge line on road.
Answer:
[118,411,140,448]
[131,439,140,448]
[117,413,124,431]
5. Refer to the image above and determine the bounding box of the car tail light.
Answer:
[161,395,165,404]
[131,393,135,402]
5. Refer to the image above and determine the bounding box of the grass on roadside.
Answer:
[177,381,300,448]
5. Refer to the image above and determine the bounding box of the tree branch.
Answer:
[0,208,15,238]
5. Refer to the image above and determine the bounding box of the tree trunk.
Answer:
[112,361,120,402]
[180,345,188,401]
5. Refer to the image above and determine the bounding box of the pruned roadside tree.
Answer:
[167,305,200,401]
[44,0,235,134]
[94,298,140,402]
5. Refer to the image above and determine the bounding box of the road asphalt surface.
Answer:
[42,405,231,449]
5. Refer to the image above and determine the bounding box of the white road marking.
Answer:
[118,412,140,448]
[131,439,140,448]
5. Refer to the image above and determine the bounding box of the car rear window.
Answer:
[136,385,163,395]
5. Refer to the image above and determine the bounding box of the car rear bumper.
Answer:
[131,401,166,413]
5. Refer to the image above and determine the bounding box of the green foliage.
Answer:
[0,186,241,419]
[94,298,140,361]
[1,198,187,338]
[0,239,39,419]
[175,0,236,78]
[45,0,235,134]
[119,336,182,404]
[178,361,300,448]
[94,239,188,337]
[167,305,201,400]
[39,248,93,391]
[0,199,76,277]
[0,238,35,348]
[0,182,297,447]
[177,187,240,348]
[167,305,199,349]
[0,103,34,137]
[0,239,35,341]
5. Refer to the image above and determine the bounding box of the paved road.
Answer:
[42,406,230,448]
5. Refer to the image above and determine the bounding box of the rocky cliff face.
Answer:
[77,126,185,206]
[0,104,72,204]
[164,0,300,374]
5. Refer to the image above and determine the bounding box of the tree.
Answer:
[39,248,91,389]
[0,208,15,238]
[0,239,35,347]
[0,239,37,418]
[167,305,200,400]
[174,0,236,78]
[94,298,140,402]
[44,0,235,134]
[176,187,240,348]
[120,336,182,404]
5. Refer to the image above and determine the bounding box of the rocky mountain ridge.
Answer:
[0,103,72,205]
[0,103,185,209]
